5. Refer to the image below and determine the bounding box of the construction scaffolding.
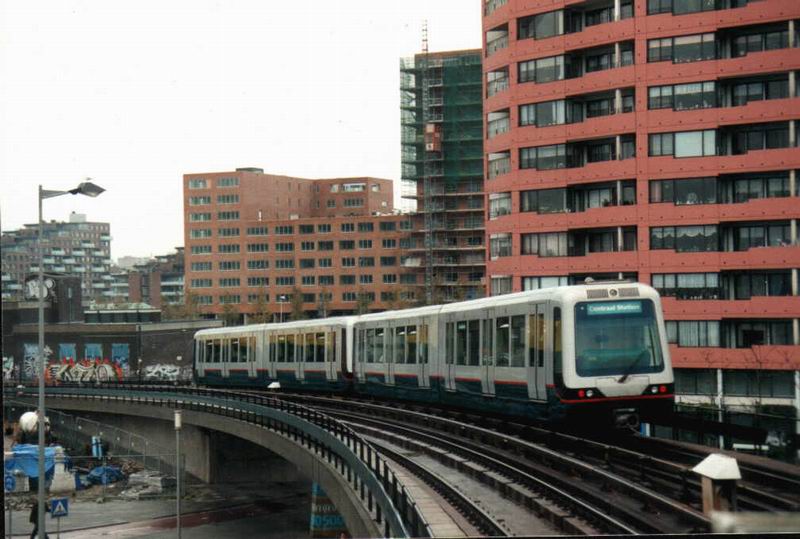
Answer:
[400,48,484,304]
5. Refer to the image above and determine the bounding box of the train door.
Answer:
[385,326,396,385]
[418,320,430,388]
[444,316,456,391]
[480,310,496,396]
[493,305,528,399]
[527,303,547,401]
[296,332,307,382]
[325,328,338,382]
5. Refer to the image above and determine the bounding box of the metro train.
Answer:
[194,282,674,427]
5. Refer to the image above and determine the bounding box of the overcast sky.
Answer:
[0,0,480,259]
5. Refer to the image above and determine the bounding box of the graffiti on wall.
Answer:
[143,364,192,381]
[3,357,15,380]
[59,343,77,362]
[111,343,130,372]
[23,344,52,379]
[85,343,102,361]
[45,358,124,382]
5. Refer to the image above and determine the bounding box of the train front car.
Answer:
[556,283,674,428]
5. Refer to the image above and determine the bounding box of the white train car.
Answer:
[195,282,674,426]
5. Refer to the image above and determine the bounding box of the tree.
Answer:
[183,291,202,320]
[221,303,239,326]
[249,290,271,324]
[317,287,331,319]
[290,287,306,320]
[356,287,373,315]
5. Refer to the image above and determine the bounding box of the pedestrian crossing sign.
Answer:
[51,497,69,518]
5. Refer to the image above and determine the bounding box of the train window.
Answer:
[373,328,386,363]
[553,307,562,381]
[407,326,417,364]
[316,333,325,363]
[496,318,510,366]
[232,339,241,363]
[529,305,545,367]
[446,323,455,364]
[468,320,480,366]
[364,329,374,362]
[276,335,286,362]
[482,320,493,365]
[419,325,428,364]
[239,338,247,362]
[456,321,468,365]
[286,334,295,362]
[386,328,395,363]
[305,334,315,363]
[327,332,335,363]
[511,315,526,367]
[395,327,406,364]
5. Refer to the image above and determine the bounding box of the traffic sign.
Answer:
[51,497,69,518]
[4,473,15,492]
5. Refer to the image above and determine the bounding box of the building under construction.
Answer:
[400,49,485,303]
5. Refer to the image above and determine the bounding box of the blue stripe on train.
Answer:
[494,381,529,400]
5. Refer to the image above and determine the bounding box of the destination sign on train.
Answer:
[586,302,642,316]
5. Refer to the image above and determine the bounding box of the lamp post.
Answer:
[36,180,104,537]
[174,409,182,539]
[278,295,286,322]
[137,358,143,383]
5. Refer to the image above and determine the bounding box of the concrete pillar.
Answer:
[789,20,796,48]
[615,135,622,160]
[791,170,797,199]
[795,371,800,462]
[617,226,624,252]
[790,120,797,148]
[716,368,725,448]
[793,319,800,346]
[614,88,623,114]
[790,72,797,101]
[791,219,798,245]
[614,0,621,21]
[614,42,621,68]
[792,268,799,296]
[616,180,623,205]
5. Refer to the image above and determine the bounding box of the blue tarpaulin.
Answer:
[3,444,57,479]
[86,466,123,485]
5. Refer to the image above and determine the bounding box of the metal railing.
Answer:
[5,383,431,538]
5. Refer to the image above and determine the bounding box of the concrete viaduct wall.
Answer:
[42,397,379,538]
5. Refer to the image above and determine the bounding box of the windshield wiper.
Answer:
[617,351,647,384]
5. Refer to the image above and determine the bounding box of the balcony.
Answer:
[487,153,510,179]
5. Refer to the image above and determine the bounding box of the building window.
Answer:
[520,144,566,170]
[217,227,239,237]
[732,29,789,58]
[216,177,239,187]
[732,78,789,106]
[218,244,240,253]
[188,179,207,189]
[520,188,567,214]
[648,33,715,63]
[359,275,373,284]
[339,240,355,250]
[358,257,375,267]
[189,229,212,239]
[383,274,397,284]
[522,276,567,290]
[649,130,716,157]
[399,220,413,231]
[358,239,373,249]
[191,262,212,271]
[217,194,239,204]
[275,259,295,269]
[728,320,792,347]
[731,122,790,154]
[342,257,355,267]
[189,212,211,222]
[317,241,333,251]
[665,320,720,347]
[517,10,564,40]
[301,275,315,285]
[341,223,355,232]
[318,224,331,233]
[219,277,241,287]
[382,239,396,248]
[274,226,293,235]
[340,274,355,285]
[731,223,791,250]
[342,292,357,302]
[326,199,336,208]
[300,258,315,269]
[721,172,791,203]
[650,177,717,205]
[246,226,268,236]
[674,368,717,396]
[318,258,333,268]
[723,369,794,398]
[196,295,213,305]
[379,221,396,232]
[190,278,212,288]
[490,276,512,296]
[190,245,212,254]
[490,234,512,258]
[521,232,568,257]
[650,225,719,252]
[653,273,720,300]
[219,295,241,304]
[301,241,315,251]
[275,242,294,252]
[219,261,241,271]
[247,260,268,269]
[380,256,397,266]
[649,81,716,110]
[726,271,792,299]
[276,276,295,286]
[344,198,364,207]
[247,277,268,287]
[518,55,564,84]
[299,224,314,234]
[489,193,512,219]
[358,222,374,232]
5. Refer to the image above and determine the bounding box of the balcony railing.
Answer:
[487,117,510,138]
[487,78,508,97]
[487,157,510,179]
[486,35,508,57]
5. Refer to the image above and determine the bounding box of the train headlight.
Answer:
[585,389,594,398]
[650,386,659,394]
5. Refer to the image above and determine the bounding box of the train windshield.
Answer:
[574,300,664,377]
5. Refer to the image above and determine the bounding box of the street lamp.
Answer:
[278,295,286,322]
[174,410,182,539]
[36,179,104,537]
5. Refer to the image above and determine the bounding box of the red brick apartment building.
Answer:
[183,168,416,320]
[483,0,800,410]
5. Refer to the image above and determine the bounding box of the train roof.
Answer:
[194,315,356,338]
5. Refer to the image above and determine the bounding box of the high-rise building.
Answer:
[483,0,800,411]
[1,212,112,302]
[183,168,416,320]
[400,49,486,303]
[109,248,185,308]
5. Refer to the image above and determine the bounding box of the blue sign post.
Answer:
[51,497,69,538]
